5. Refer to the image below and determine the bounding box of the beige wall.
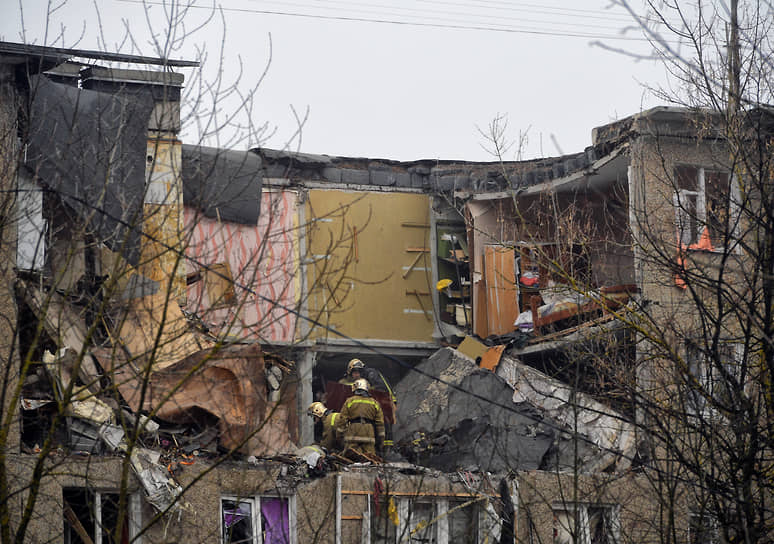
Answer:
[305,190,433,342]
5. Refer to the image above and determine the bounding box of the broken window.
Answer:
[221,496,293,544]
[553,503,619,544]
[673,166,738,249]
[63,488,141,544]
[685,341,743,416]
[375,498,481,544]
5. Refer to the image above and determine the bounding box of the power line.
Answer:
[243,0,642,31]
[117,0,663,41]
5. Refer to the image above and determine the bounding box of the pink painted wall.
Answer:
[184,190,299,343]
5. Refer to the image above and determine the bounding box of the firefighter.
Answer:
[339,358,397,451]
[307,401,343,452]
[337,378,385,457]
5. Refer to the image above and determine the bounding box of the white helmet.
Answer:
[348,358,365,375]
[352,378,370,392]
[307,402,326,418]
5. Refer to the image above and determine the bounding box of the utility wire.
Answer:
[117,0,667,41]
[243,0,644,30]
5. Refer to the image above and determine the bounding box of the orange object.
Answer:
[690,226,714,251]
[480,345,506,372]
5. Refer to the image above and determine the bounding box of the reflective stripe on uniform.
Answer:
[345,398,380,410]
[330,413,337,426]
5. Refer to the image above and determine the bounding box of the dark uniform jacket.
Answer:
[337,393,385,453]
[339,368,397,404]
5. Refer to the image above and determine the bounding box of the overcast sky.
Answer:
[1,0,672,161]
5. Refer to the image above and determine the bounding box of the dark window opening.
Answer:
[63,488,130,544]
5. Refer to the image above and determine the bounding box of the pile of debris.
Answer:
[19,285,300,514]
[393,347,635,474]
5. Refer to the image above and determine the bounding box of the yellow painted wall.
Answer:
[306,190,433,342]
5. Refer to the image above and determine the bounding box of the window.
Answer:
[673,166,739,250]
[372,497,486,544]
[689,512,723,544]
[63,488,141,544]
[553,503,620,544]
[17,174,47,271]
[221,496,294,544]
[685,341,743,416]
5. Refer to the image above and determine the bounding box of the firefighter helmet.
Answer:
[347,358,365,375]
[352,378,370,392]
[307,402,326,418]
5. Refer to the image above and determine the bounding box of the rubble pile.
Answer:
[393,347,635,473]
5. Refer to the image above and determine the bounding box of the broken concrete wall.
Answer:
[394,348,556,472]
[103,343,299,456]
[394,347,635,474]
[496,352,635,473]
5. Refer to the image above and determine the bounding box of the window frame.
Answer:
[63,488,142,544]
[685,340,744,418]
[688,511,722,544]
[372,497,487,544]
[672,166,740,252]
[220,494,296,544]
[552,502,620,544]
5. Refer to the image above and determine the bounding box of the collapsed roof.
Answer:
[25,74,153,265]
[182,145,263,225]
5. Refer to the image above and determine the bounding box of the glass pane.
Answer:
[63,489,96,544]
[554,509,578,544]
[587,507,613,544]
[261,497,290,544]
[449,501,478,543]
[705,170,731,242]
[409,502,437,543]
[371,499,397,544]
[675,166,699,191]
[676,191,699,245]
[222,499,254,544]
[100,493,129,544]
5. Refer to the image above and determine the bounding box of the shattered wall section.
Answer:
[103,343,298,455]
[394,347,635,474]
[496,353,635,473]
[184,189,300,343]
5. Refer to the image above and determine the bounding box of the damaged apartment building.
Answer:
[0,39,755,544]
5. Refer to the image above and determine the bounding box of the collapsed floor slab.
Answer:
[393,347,635,473]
